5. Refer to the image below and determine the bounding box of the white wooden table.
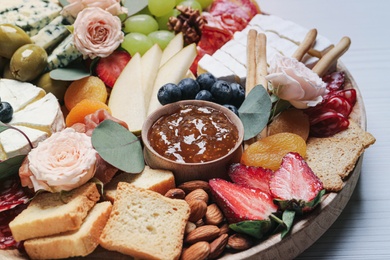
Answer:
[258,0,390,259]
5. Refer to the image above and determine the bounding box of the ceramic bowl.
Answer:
[142,100,244,184]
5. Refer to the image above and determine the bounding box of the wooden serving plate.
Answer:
[1,62,366,260]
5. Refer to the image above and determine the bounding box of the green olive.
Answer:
[2,63,16,80]
[10,44,47,82]
[0,24,32,59]
[35,72,70,104]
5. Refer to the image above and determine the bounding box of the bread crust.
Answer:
[9,182,100,242]
[100,182,190,260]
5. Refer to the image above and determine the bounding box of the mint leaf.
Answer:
[238,85,272,140]
[229,220,273,239]
[0,155,26,181]
[92,120,144,173]
[281,210,295,238]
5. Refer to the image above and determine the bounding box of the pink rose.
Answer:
[19,128,97,193]
[265,54,328,109]
[61,0,127,21]
[73,7,124,59]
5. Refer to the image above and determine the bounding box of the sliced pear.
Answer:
[141,44,162,110]
[147,43,197,115]
[108,53,145,134]
[159,32,184,67]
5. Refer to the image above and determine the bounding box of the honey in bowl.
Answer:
[142,100,244,183]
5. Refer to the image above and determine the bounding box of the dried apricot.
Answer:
[65,99,111,127]
[241,132,306,171]
[64,76,107,111]
[267,108,310,141]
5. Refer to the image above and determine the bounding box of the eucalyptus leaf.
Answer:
[0,123,8,133]
[50,61,90,81]
[0,155,26,181]
[58,0,69,7]
[229,220,273,239]
[238,85,272,140]
[281,210,295,238]
[92,120,144,173]
[122,0,148,16]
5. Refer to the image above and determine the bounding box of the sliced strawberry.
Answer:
[95,50,131,88]
[228,163,273,195]
[269,152,324,213]
[209,178,278,224]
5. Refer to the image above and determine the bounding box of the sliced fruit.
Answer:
[228,163,273,195]
[66,99,111,127]
[241,132,306,171]
[209,178,278,224]
[141,44,162,110]
[108,53,146,134]
[159,32,184,66]
[95,50,131,88]
[147,43,197,115]
[64,76,107,111]
[269,152,324,213]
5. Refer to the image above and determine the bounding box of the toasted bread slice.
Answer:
[104,166,175,202]
[306,121,375,191]
[9,182,100,242]
[100,182,190,260]
[24,201,112,259]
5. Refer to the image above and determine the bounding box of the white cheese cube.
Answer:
[197,54,238,82]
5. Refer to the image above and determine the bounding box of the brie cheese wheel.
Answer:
[0,79,65,161]
[197,14,334,84]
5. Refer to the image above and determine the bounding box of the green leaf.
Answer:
[0,155,26,181]
[58,0,69,7]
[229,220,273,239]
[269,97,291,122]
[121,0,148,16]
[92,120,144,174]
[305,189,326,210]
[238,85,272,140]
[281,210,295,238]
[50,60,90,81]
[0,123,9,133]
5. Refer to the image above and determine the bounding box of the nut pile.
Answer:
[165,180,255,260]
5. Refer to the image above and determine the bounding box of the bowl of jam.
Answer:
[142,100,244,184]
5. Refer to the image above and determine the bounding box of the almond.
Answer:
[185,188,209,204]
[178,180,210,194]
[185,221,197,234]
[185,225,220,244]
[180,241,210,260]
[227,233,253,250]
[208,233,228,259]
[218,223,230,235]
[165,188,186,199]
[188,199,207,222]
[204,204,224,225]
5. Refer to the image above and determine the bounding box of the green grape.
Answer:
[196,0,213,9]
[177,0,202,12]
[155,9,180,30]
[121,33,154,56]
[124,14,159,35]
[148,0,176,17]
[148,30,175,50]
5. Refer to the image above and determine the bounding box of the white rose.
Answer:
[265,54,328,109]
[25,128,97,192]
[73,7,124,59]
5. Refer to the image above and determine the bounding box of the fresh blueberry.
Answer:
[0,101,13,123]
[157,83,182,105]
[196,72,217,91]
[230,82,245,108]
[223,104,239,117]
[210,80,232,104]
[178,78,200,100]
[195,90,214,102]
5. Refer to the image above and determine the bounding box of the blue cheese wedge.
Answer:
[46,34,82,71]
[0,79,65,160]
[31,16,70,51]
